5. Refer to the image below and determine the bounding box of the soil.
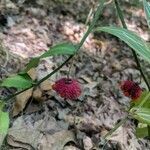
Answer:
[0,0,150,150]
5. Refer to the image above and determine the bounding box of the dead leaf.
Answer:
[111,60,122,71]
[108,127,145,150]
[8,116,74,150]
[40,79,53,91]
[13,88,33,116]
[83,136,93,150]
[13,68,39,116]
[93,39,108,57]
[7,117,42,149]
[63,146,80,150]
[38,130,75,150]
[33,87,42,102]
[27,68,37,81]
[7,136,33,150]
[64,115,100,134]
[8,148,25,150]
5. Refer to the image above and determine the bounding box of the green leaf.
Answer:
[131,91,150,108]
[0,101,4,111]
[131,107,150,125]
[136,126,148,138]
[24,42,76,72]
[24,57,40,72]
[0,112,9,134]
[0,106,9,147]
[40,42,76,58]
[143,0,150,28]
[0,74,33,89]
[94,26,150,63]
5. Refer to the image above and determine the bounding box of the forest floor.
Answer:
[0,0,150,150]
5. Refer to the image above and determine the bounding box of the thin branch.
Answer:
[114,0,150,90]
[114,0,150,137]
[2,0,105,102]
[104,116,128,139]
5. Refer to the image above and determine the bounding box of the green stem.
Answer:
[104,116,128,139]
[91,115,127,150]
[37,56,73,85]
[35,0,105,85]
[4,86,32,101]
[2,0,105,102]
[3,56,73,101]
[103,105,132,140]
[74,0,105,52]
[114,0,127,28]
[101,106,134,148]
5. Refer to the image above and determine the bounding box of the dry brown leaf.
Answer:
[13,68,39,116]
[40,79,53,91]
[33,87,42,102]
[64,115,100,133]
[63,146,80,150]
[7,136,33,150]
[38,130,75,150]
[7,117,42,149]
[83,136,93,150]
[93,39,108,57]
[111,60,122,71]
[13,88,33,116]
[8,116,73,150]
[0,0,18,11]
[9,148,24,150]
[108,127,146,150]
[27,68,37,81]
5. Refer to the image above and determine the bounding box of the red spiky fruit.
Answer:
[120,80,142,100]
[52,78,81,100]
